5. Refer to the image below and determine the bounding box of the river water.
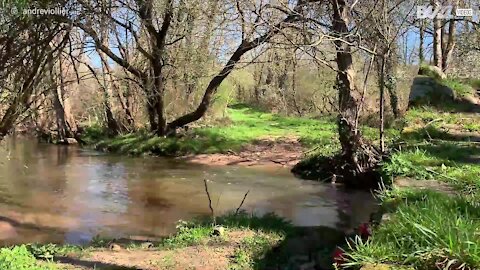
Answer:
[0,138,377,245]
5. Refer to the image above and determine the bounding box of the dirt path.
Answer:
[180,137,305,168]
[54,231,255,270]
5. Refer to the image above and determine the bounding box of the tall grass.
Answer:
[345,191,480,269]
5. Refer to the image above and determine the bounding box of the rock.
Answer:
[65,138,79,145]
[109,243,122,251]
[409,76,455,107]
[140,242,154,249]
[0,221,17,240]
[212,226,225,236]
[381,214,392,222]
[418,65,446,80]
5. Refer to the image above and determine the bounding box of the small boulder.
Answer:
[212,226,225,236]
[65,138,79,145]
[409,76,455,107]
[140,242,154,249]
[109,243,122,251]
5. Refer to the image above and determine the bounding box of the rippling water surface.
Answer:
[0,138,376,245]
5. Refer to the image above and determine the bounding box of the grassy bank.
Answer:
[82,105,400,157]
[1,212,347,270]
[344,103,480,269]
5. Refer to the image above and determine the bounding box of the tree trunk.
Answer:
[432,0,443,68]
[167,11,300,132]
[419,20,425,64]
[385,49,400,118]
[379,56,386,153]
[331,0,381,186]
[442,7,457,72]
[51,67,69,142]
[97,21,120,136]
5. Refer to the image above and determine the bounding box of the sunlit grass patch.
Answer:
[345,191,480,270]
[0,245,58,270]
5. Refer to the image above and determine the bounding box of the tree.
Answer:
[329,0,382,186]
[0,1,70,140]
[73,0,317,136]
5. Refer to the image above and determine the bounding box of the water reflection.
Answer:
[0,138,377,245]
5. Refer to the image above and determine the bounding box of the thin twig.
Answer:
[424,118,443,140]
[203,179,215,225]
[235,190,250,216]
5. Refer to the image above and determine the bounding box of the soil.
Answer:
[54,231,255,270]
[180,137,305,168]
[393,177,456,195]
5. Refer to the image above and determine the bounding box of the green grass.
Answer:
[345,190,480,270]
[6,212,292,270]
[161,211,293,249]
[230,234,284,270]
[440,78,475,98]
[0,245,57,270]
[85,104,400,157]
[345,104,480,269]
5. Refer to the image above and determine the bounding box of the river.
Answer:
[0,138,377,245]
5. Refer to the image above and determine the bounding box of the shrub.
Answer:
[0,245,56,270]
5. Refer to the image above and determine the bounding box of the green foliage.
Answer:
[441,79,475,98]
[161,212,292,250]
[344,191,480,269]
[88,104,401,157]
[466,78,480,89]
[230,234,284,270]
[90,235,113,248]
[0,245,56,270]
[89,105,340,156]
[161,221,213,249]
[418,64,443,81]
[80,124,109,144]
[382,150,436,180]
[346,104,480,270]
[216,211,294,235]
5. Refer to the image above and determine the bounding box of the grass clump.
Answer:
[26,243,81,260]
[441,79,475,98]
[230,233,284,270]
[345,190,480,270]
[0,245,57,270]
[161,211,294,249]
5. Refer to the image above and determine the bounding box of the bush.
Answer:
[0,245,55,270]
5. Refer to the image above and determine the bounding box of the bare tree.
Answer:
[0,5,70,140]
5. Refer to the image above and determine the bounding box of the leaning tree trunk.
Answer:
[166,10,301,132]
[331,0,381,187]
